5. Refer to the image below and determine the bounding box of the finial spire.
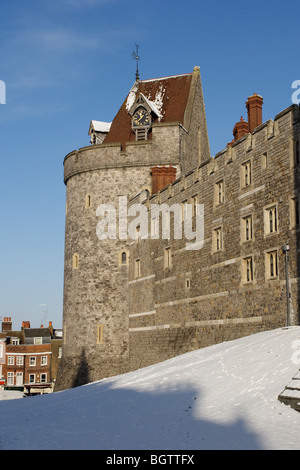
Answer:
[132,43,140,81]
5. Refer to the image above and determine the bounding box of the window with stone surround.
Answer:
[85,194,92,209]
[135,259,141,278]
[191,195,199,216]
[264,204,278,236]
[164,247,172,269]
[96,325,104,345]
[265,250,278,279]
[290,195,300,228]
[72,253,79,270]
[241,160,252,188]
[212,226,223,252]
[215,180,224,206]
[241,214,253,243]
[242,256,254,283]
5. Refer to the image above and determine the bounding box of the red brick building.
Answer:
[0,317,62,395]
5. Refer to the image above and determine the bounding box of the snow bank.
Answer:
[0,327,300,450]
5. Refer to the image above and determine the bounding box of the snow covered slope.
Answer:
[1,327,300,450]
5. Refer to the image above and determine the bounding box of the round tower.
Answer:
[55,68,210,390]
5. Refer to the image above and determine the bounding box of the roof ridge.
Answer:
[140,73,191,83]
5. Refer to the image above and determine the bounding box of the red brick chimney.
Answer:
[233,116,249,141]
[246,93,263,133]
[2,317,12,332]
[151,166,177,195]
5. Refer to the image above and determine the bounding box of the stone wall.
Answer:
[128,104,300,372]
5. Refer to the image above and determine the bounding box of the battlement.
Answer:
[63,121,186,184]
[146,103,300,204]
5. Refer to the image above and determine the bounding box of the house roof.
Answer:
[89,120,111,134]
[24,328,51,338]
[103,73,193,149]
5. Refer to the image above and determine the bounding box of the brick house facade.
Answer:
[0,318,62,395]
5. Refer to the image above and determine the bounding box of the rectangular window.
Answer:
[16,356,24,366]
[34,337,42,345]
[213,227,223,252]
[7,372,14,386]
[215,180,224,205]
[181,200,188,223]
[7,356,14,366]
[242,257,254,283]
[135,225,141,242]
[12,338,19,345]
[41,356,48,366]
[242,215,253,242]
[41,373,47,383]
[290,196,300,228]
[242,161,251,187]
[29,356,36,366]
[264,205,278,235]
[266,250,278,279]
[72,253,79,270]
[96,325,103,345]
[164,247,172,268]
[29,374,35,384]
[191,195,198,216]
[134,259,141,278]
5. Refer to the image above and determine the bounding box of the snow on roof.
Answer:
[125,81,139,112]
[90,120,111,133]
[126,87,165,122]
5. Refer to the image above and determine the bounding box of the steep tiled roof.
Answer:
[103,73,193,149]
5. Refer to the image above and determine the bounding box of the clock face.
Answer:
[132,108,151,127]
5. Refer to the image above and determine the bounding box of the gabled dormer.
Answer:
[88,120,111,145]
[128,93,161,141]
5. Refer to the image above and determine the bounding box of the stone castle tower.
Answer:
[55,67,211,390]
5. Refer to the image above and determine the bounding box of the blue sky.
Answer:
[0,0,299,329]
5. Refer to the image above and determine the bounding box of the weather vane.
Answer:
[132,43,140,81]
